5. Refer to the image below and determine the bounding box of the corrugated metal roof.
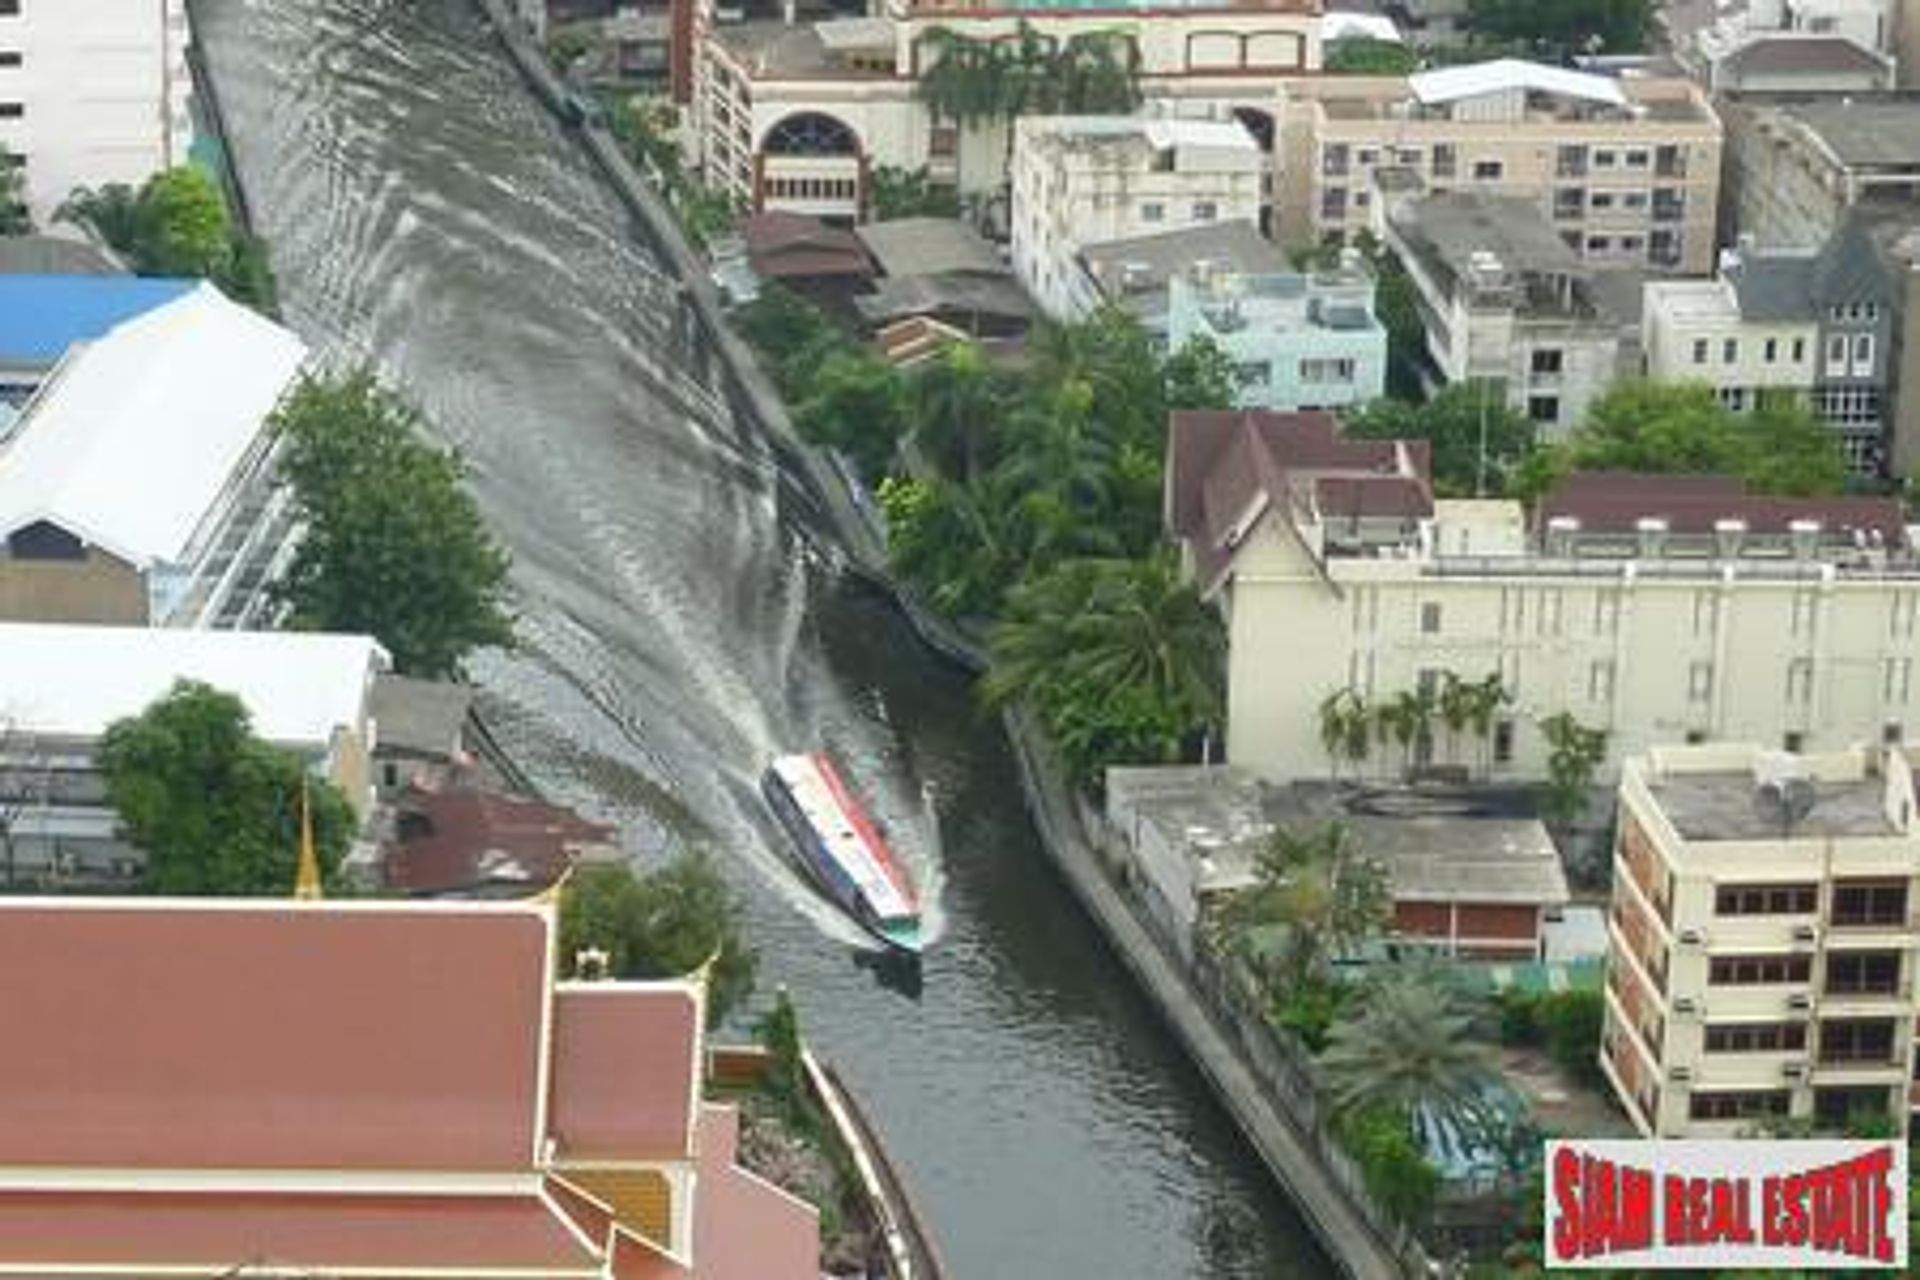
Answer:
[1409,58,1627,108]
[0,275,196,364]
[0,282,307,568]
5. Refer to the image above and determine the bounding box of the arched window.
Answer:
[762,112,860,157]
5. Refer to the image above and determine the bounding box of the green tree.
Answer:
[558,857,758,1027]
[1539,711,1608,824]
[878,474,1014,617]
[909,341,1017,486]
[98,680,355,895]
[0,160,28,235]
[271,372,514,678]
[868,165,962,220]
[1317,688,1373,779]
[1336,1104,1442,1226]
[793,350,908,484]
[1318,960,1496,1130]
[1346,382,1536,497]
[1539,987,1606,1087]
[1225,822,1390,990]
[983,554,1225,782]
[59,168,275,310]
[1163,334,1240,411]
[1466,0,1652,53]
[1323,38,1420,73]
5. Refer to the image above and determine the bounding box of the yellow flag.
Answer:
[294,774,323,900]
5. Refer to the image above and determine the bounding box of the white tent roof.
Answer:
[1321,12,1403,43]
[1409,58,1627,108]
[0,282,307,569]
[0,623,387,749]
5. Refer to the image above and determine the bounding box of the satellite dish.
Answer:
[1755,776,1818,836]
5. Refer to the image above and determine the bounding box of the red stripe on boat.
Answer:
[812,753,918,911]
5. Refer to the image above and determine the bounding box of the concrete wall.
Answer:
[0,550,147,626]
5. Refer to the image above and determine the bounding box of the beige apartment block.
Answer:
[1166,411,1920,787]
[1602,744,1920,1137]
[1273,60,1722,275]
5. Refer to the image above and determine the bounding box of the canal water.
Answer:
[194,1,1332,1273]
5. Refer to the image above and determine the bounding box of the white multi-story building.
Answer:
[1166,409,1920,785]
[1602,743,1920,1137]
[1166,262,1387,411]
[690,0,1318,224]
[0,0,194,224]
[1643,273,1821,411]
[1011,116,1263,318]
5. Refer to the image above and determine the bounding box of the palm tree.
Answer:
[1436,673,1472,768]
[1317,689,1371,780]
[910,342,1008,486]
[1318,960,1496,1131]
[1224,823,1389,992]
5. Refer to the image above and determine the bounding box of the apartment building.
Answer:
[1273,60,1723,275]
[1601,743,1920,1137]
[0,282,306,628]
[690,0,1318,222]
[1011,116,1264,319]
[1166,410,1920,785]
[1722,96,1920,247]
[1382,190,1633,436]
[1166,261,1387,411]
[0,0,194,224]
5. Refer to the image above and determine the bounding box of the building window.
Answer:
[0,102,19,119]
[1704,1023,1807,1053]
[1826,333,1848,373]
[1431,144,1456,177]
[1626,149,1649,167]
[1554,187,1584,219]
[1716,884,1818,915]
[1790,589,1816,636]
[0,51,18,67]
[1420,602,1442,634]
[1690,1091,1790,1121]
[1691,591,1718,636]
[1825,951,1901,996]
[1320,188,1347,220]
[1556,144,1587,176]
[1493,719,1515,764]
[1528,395,1559,423]
[1764,337,1778,363]
[1593,149,1617,168]
[1591,191,1615,210]
[1623,191,1648,209]
[1472,159,1503,181]
[1587,235,1611,253]
[1783,731,1805,753]
[1692,339,1709,365]
[1588,660,1615,703]
[1235,360,1272,387]
[1792,337,1806,362]
[1299,357,1356,384]
[0,2,17,16]
[1884,657,1912,704]
[1722,338,1738,364]
[1531,349,1563,376]
[1688,661,1714,703]
[1322,143,1350,177]
[1819,1019,1898,1064]
[1831,881,1907,928]
[1852,333,1874,371]
[1893,595,1919,639]
[1141,201,1165,223]
[1787,657,1814,705]
[1709,954,1812,985]
[1192,201,1218,222]
[1593,589,1620,635]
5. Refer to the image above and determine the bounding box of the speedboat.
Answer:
[761,752,923,955]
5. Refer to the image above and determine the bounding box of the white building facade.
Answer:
[1011,116,1263,319]
[0,0,194,224]
[1166,264,1387,410]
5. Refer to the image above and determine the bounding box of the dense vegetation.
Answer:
[271,372,515,678]
[0,162,27,235]
[558,857,758,1026]
[1465,0,1653,55]
[1323,38,1421,74]
[100,680,356,895]
[606,97,739,248]
[59,167,276,310]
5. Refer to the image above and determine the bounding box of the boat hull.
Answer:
[761,762,923,956]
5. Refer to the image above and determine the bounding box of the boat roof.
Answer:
[771,754,918,921]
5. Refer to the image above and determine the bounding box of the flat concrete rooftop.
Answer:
[1649,771,1895,841]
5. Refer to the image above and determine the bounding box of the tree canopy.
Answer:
[1345,382,1536,497]
[1466,0,1652,54]
[59,167,276,310]
[1318,960,1497,1129]
[271,372,514,678]
[0,161,28,236]
[1323,38,1420,74]
[558,856,758,1026]
[868,165,962,220]
[1513,380,1848,503]
[1223,822,1391,990]
[99,680,356,895]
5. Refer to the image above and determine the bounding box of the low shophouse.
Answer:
[0,896,817,1275]
[0,622,386,886]
[1011,116,1264,319]
[1166,260,1387,411]
[0,281,307,628]
[1383,191,1634,436]
[1602,743,1920,1137]
[1273,60,1723,275]
[1166,409,1920,785]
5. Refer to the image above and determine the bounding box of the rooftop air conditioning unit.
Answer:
[1787,993,1813,1011]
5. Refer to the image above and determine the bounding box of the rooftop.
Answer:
[0,236,126,278]
[0,275,197,366]
[1080,219,1288,302]
[1538,471,1910,549]
[369,673,475,759]
[0,622,386,749]
[712,17,890,78]
[1409,58,1627,109]
[1764,95,1920,167]
[1721,34,1891,79]
[1393,193,1586,280]
[1636,746,1911,841]
[1725,249,1819,321]
[1022,114,1262,155]
[1172,268,1382,337]
[0,283,307,568]
[385,786,619,897]
[741,211,874,280]
[855,216,1002,278]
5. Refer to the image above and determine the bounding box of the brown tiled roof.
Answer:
[384,786,617,897]
[693,1103,821,1280]
[1165,409,1432,588]
[0,901,549,1172]
[1539,471,1908,543]
[550,985,700,1162]
[0,1191,603,1273]
[741,211,874,280]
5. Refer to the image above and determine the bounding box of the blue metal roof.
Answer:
[0,276,200,365]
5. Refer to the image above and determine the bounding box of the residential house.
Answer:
[0,896,817,1276]
[1601,743,1920,1137]
[0,274,194,407]
[0,622,386,886]
[1273,60,1723,275]
[1165,409,1920,785]
[1103,764,1571,962]
[0,0,193,223]
[1166,260,1387,411]
[1721,96,1920,247]
[739,209,874,312]
[690,0,1318,221]
[1012,116,1265,319]
[1383,191,1633,436]
[0,282,307,627]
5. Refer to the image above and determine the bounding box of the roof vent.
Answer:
[1636,516,1668,558]
[1788,518,1822,559]
[1713,517,1746,559]
[1546,514,1580,556]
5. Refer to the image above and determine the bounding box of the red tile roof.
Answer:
[0,1191,602,1273]
[693,1104,821,1280]
[549,984,700,1162]
[1538,471,1908,544]
[1166,409,1432,589]
[741,212,874,280]
[0,901,548,1172]
[384,786,617,896]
